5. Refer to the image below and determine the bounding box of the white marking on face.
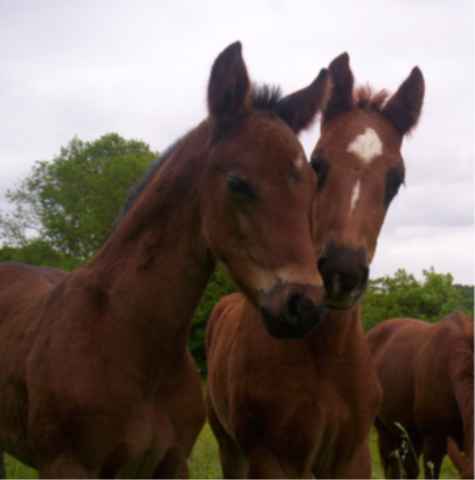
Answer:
[350,180,361,214]
[347,128,383,164]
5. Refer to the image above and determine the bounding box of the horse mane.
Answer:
[353,85,390,112]
[114,138,183,226]
[250,83,283,111]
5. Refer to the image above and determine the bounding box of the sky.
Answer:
[1,0,474,284]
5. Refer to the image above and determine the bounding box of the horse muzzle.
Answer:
[259,282,327,339]
[318,243,369,309]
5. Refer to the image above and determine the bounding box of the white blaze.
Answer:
[347,128,383,164]
[350,180,361,214]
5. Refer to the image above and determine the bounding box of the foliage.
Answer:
[190,267,235,372]
[454,283,474,314]
[363,268,472,331]
[0,239,76,270]
[0,133,156,263]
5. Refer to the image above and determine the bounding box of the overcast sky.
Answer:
[1,0,473,284]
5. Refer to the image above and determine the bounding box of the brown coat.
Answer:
[206,293,381,478]
[368,313,474,479]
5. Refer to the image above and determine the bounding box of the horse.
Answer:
[206,52,425,478]
[448,436,473,479]
[0,41,332,477]
[368,312,474,479]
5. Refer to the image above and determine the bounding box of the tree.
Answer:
[0,239,75,270]
[453,284,474,314]
[190,267,236,372]
[363,268,471,331]
[0,133,156,265]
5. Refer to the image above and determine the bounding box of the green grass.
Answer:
[4,426,459,478]
[189,423,222,478]
[5,453,37,479]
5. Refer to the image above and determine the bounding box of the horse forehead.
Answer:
[346,127,383,164]
[246,114,302,155]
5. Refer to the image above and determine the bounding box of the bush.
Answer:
[363,268,471,331]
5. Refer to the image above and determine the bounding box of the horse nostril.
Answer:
[287,292,304,317]
[317,256,328,274]
[340,273,360,293]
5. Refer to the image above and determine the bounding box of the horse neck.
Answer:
[305,305,364,357]
[87,123,214,363]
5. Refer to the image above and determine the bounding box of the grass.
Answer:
[4,425,459,478]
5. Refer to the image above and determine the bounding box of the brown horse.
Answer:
[368,312,474,479]
[0,42,331,477]
[206,53,425,478]
[448,436,473,479]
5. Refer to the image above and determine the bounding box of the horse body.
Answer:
[368,313,474,478]
[206,53,425,478]
[0,263,67,465]
[0,43,331,477]
[206,294,380,477]
[0,195,209,476]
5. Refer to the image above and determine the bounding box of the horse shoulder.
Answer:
[26,269,120,405]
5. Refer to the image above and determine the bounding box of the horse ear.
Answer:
[322,52,354,124]
[275,68,332,133]
[382,67,425,135]
[207,42,251,128]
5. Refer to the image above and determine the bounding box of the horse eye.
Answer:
[384,167,405,207]
[310,155,329,191]
[227,175,256,200]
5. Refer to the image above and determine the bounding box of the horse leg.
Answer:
[0,451,5,479]
[336,444,372,479]
[375,419,421,479]
[207,398,247,478]
[422,436,446,479]
[375,419,406,478]
[247,447,286,478]
[400,429,422,480]
[153,446,188,479]
[39,454,93,479]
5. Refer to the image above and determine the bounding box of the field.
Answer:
[5,424,459,479]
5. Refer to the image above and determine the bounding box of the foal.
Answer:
[206,52,425,478]
[0,42,330,477]
[368,312,474,479]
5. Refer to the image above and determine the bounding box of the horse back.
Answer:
[0,261,67,329]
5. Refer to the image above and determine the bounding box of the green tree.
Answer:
[363,268,471,331]
[190,267,236,372]
[0,239,75,270]
[454,284,474,314]
[0,133,156,265]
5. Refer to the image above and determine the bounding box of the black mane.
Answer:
[251,83,283,112]
[114,139,181,225]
